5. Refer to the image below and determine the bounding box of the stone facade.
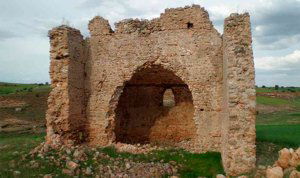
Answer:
[46,5,256,176]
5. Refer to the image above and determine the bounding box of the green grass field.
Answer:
[256,125,300,146]
[257,111,300,125]
[255,88,300,166]
[0,133,66,177]
[256,87,300,93]
[257,96,290,106]
[256,90,300,148]
[0,132,224,177]
[0,82,50,96]
[100,146,224,177]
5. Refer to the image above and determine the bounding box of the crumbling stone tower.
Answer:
[46,5,256,176]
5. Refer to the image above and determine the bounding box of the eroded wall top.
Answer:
[88,5,220,36]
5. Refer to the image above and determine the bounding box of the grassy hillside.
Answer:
[0,82,50,96]
[0,83,50,126]
[255,87,300,166]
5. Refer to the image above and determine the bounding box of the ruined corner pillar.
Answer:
[46,26,87,146]
[221,13,256,175]
[85,16,115,146]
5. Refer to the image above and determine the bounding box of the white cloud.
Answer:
[256,50,300,71]
[255,49,300,86]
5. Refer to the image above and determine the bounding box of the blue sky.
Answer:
[0,0,300,86]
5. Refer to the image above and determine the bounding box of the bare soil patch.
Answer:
[256,104,293,114]
[0,90,48,134]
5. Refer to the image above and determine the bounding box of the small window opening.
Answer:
[187,22,193,29]
[200,108,204,111]
[163,88,175,107]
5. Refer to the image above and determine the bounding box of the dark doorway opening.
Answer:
[114,65,196,144]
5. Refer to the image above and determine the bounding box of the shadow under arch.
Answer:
[108,64,197,145]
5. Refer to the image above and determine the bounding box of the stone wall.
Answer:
[46,26,87,145]
[46,5,256,176]
[222,13,256,175]
[85,5,223,151]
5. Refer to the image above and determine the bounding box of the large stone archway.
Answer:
[112,65,196,145]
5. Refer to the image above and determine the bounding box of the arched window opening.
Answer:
[163,88,175,107]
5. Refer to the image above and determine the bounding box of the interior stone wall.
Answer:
[113,66,196,145]
[46,5,256,176]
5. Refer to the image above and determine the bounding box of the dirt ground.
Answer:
[0,89,48,133]
[256,91,300,114]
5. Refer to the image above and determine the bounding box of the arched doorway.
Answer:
[113,65,196,145]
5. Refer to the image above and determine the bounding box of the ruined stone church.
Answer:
[46,5,256,175]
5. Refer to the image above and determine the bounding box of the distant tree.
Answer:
[288,88,296,92]
[262,85,266,88]
[275,85,279,90]
[45,82,49,85]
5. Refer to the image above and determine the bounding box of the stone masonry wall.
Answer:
[222,13,256,175]
[46,5,256,176]
[85,5,224,151]
[46,26,87,146]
